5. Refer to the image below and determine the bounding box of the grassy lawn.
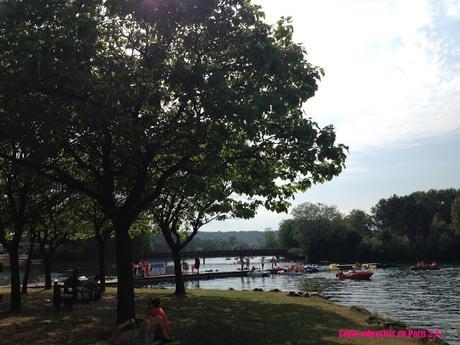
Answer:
[0,287,423,345]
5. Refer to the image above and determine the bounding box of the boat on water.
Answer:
[276,264,309,275]
[329,263,354,271]
[247,269,269,277]
[277,270,305,276]
[336,270,373,280]
[330,262,387,271]
[303,264,320,273]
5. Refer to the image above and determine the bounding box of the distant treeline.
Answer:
[150,231,267,253]
[266,189,460,262]
[50,231,267,262]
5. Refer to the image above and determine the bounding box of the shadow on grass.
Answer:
[0,289,117,345]
[0,289,403,345]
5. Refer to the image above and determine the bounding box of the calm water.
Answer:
[1,258,459,344]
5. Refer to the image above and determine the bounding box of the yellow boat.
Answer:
[330,263,381,271]
[329,263,354,271]
[329,263,339,271]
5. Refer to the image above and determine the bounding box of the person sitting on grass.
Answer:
[148,298,173,339]
[109,315,172,345]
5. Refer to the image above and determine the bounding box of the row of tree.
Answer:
[268,189,460,262]
[46,231,266,263]
[0,0,346,323]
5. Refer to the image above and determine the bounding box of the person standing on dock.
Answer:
[239,256,244,271]
[271,256,277,269]
[194,257,200,274]
[261,257,265,270]
[245,257,250,269]
[181,260,188,273]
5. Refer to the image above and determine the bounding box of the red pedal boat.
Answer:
[336,271,373,280]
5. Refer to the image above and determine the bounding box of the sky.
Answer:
[202,0,460,232]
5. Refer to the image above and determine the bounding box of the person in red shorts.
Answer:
[148,298,173,340]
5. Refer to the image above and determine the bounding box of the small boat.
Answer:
[277,270,305,276]
[247,269,269,277]
[336,271,373,280]
[277,264,307,275]
[304,265,319,273]
[329,263,354,271]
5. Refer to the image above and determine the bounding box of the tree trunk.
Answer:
[114,222,135,324]
[172,249,186,295]
[21,238,35,294]
[97,237,107,291]
[8,247,21,311]
[43,254,52,290]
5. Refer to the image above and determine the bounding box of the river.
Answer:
[1,257,459,344]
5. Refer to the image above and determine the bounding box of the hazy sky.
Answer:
[202,0,460,232]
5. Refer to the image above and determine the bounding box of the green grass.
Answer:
[0,287,422,345]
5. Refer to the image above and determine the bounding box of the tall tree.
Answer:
[0,144,65,310]
[278,219,300,249]
[291,202,345,262]
[21,232,35,294]
[0,0,346,321]
[0,152,34,310]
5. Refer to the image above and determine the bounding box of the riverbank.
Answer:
[0,287,436,345]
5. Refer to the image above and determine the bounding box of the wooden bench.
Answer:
[53,282,74,310]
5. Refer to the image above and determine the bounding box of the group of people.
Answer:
[416,260,439,269]
[63,270,102,301]
[109,298,173,345]
[181,257,201,274]
[132,261,151,277]
[238,256,250,270]
[238,256,278,271]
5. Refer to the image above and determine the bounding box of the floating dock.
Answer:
[106,270,249,287]
[6,270,262,289]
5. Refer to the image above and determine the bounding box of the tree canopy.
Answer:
[0,0,346,321]
[275,189,460,263]
[0,142,67,310]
